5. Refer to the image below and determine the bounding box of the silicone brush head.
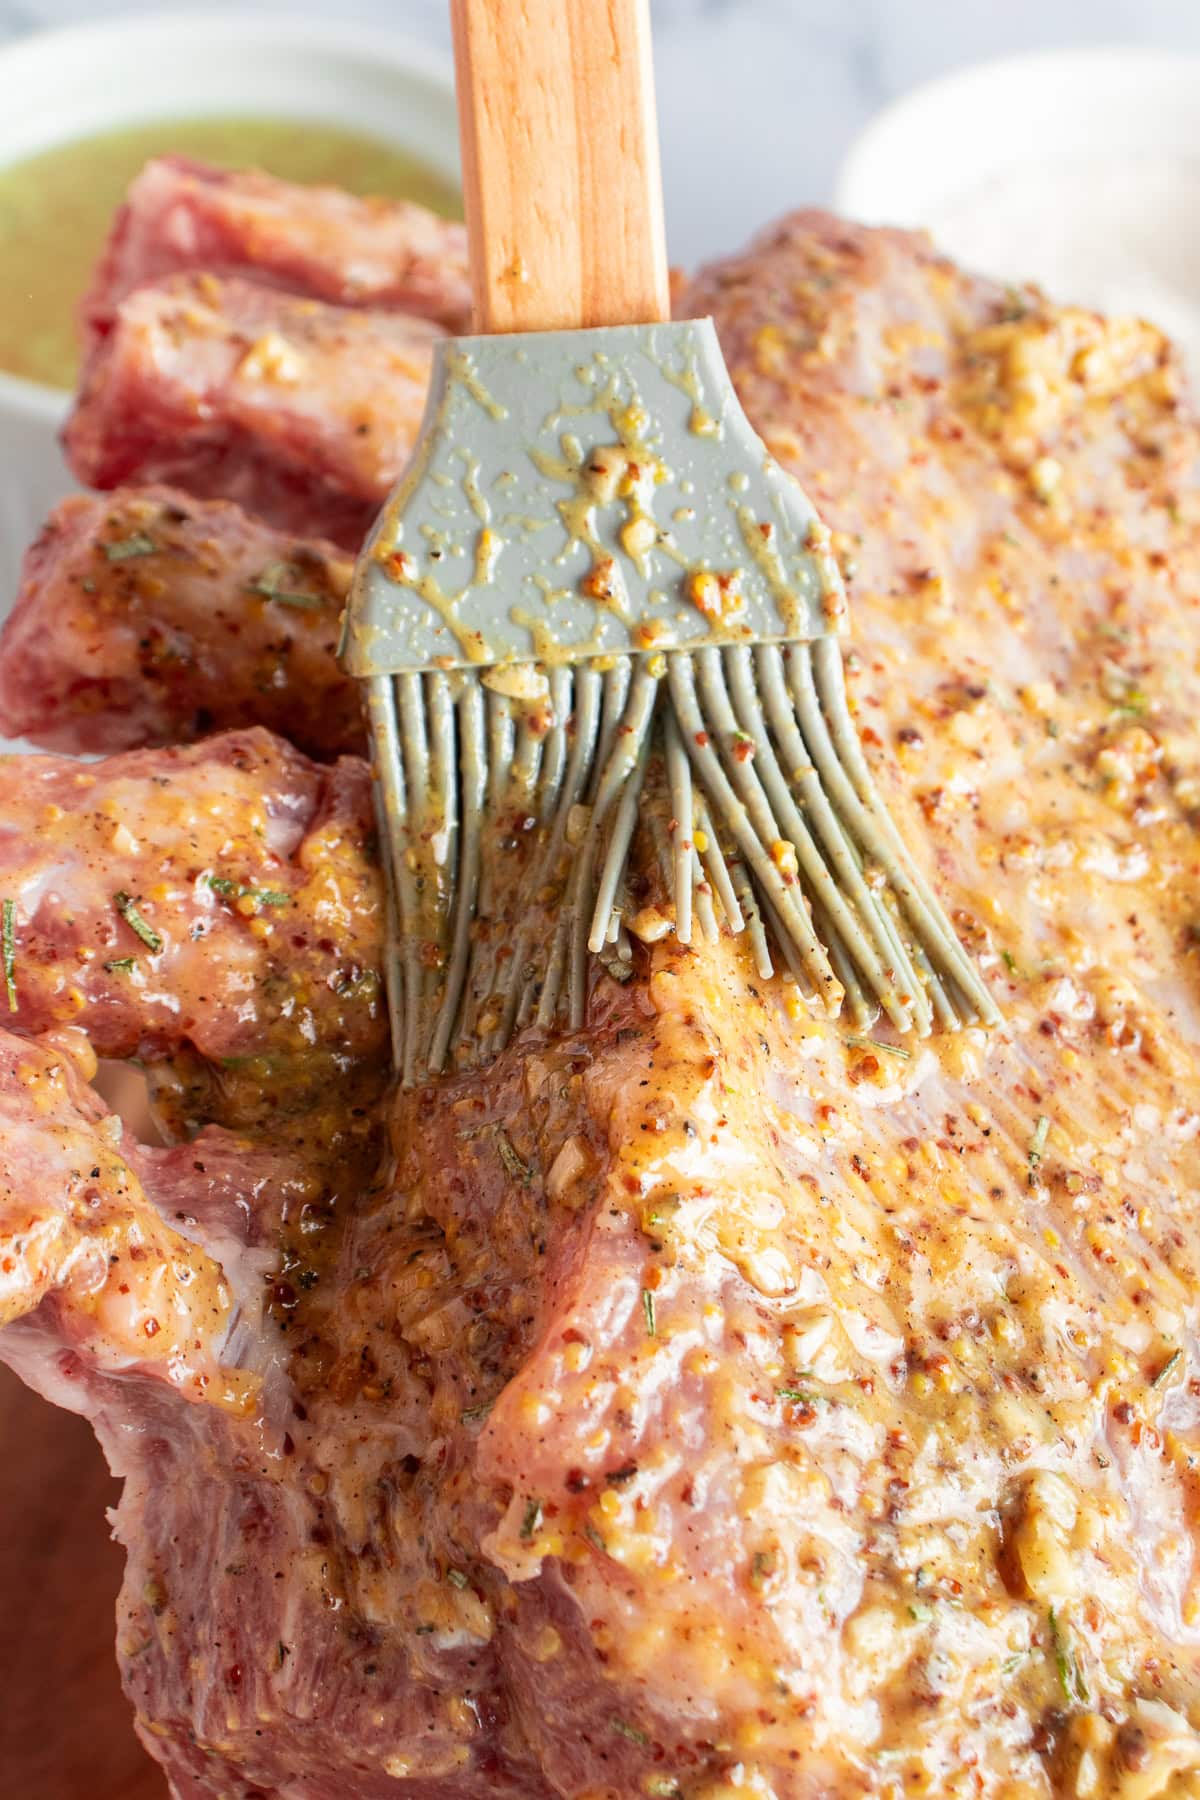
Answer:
[343,318,999,1085]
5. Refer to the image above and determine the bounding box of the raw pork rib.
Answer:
[81,156,471,345]
[8,213,1200,1798]
[0,486,363,758]
[63,274,439,546]
[0,727,383,1085]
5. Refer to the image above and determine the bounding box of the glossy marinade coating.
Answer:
[0,727,383,1073]
[63,273,439,547]
[7,212,1200,1797]
[0,1025,250,1408]
[81,156,471,346]
[680,211,1200,1036]
[0,486,363,758]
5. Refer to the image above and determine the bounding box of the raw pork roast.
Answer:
[5,177,1200,1798]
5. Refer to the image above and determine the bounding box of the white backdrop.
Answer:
[3,0,1200,265]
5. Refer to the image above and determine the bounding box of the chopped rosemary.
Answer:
[1002,285,1028,321]
[102,533,157,561]
[446,1568,469,1590]
[611,1718,649,1747]
[642,1288,657,1336]
[335,969,380,1001]
[1048,1607,1088,1705]
[777,1386,829,1407]
[245,561,326,608]
[583,1521,607,1553]
[1,896,14,1015]
[908,1601,934,1623]
[1001,1650,1029,1675]
[845,1033,913,1061]
[1001,949,1018,975]
[1152,1348,1182,1388]
[598,946,634,984]
[461,1400,493,1422]
[2,899,15,1012]
[114,891,162,953]
[519,1497,542,1540]
[207,874,290,908]
[1028,1114,1050,1173]
[104,957,137,974]
[495,1129,531,1186]
[750,1549,776,1589]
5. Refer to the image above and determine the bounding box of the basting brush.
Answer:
[341,0,999,1086]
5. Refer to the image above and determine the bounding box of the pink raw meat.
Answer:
[63,274,439,547]
[81,156,470,346]
[0,727,383,1069]
[0,486,362,758]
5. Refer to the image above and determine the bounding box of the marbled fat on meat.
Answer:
[6,213,1200,1796]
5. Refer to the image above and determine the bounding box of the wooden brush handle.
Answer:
[449,0,671,333]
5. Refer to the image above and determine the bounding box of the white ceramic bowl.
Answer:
[835,48,1200,367]
[0,9,458,608]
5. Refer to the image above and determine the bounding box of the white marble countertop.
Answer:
[3,0,1200,267]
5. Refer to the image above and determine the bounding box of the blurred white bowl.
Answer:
[0,9,458,616]
[835,49,1200,372]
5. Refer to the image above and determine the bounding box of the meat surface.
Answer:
[81,156,471,345]
[0,728,384,1143]
[63,274,439,546]
[9,212,1200,1799]
[0,1024,269,1413]
[0,486,362,758]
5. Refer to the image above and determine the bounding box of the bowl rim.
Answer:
[0,6,459,419]
[835,44,1200,223]
[0,372,69,425]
